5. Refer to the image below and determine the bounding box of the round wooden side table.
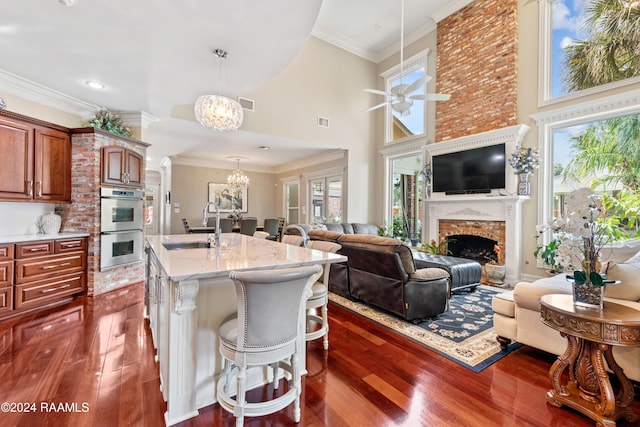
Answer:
[540,294,640,426]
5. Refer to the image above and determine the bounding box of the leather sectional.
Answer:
[306,229,451,321]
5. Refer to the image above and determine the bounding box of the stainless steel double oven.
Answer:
[100,187,144,270]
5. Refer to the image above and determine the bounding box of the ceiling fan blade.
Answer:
[364,88,392,97]
[362,101,388,112]
[405,74,429,95]
[411,93,451,101]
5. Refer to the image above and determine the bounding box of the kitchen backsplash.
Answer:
[0,202,55,236]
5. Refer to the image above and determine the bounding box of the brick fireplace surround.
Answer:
[425,125,529,285]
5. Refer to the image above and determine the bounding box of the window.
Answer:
[541,0,640,104]
[284,181,299,225]
[390,154,424,245]
[308,175,342,224]
[380,139,426,246]
[532,90,640,246]
[381,49,431,143]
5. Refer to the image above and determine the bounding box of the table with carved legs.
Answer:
[540,294,640,426]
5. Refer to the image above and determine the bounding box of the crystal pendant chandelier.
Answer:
[227,158,250,194]
[194,49,244,131]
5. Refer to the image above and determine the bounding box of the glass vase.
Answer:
[572,282,604,310]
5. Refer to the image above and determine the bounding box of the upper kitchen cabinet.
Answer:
[101,145,143,188]
[0,111,71,203]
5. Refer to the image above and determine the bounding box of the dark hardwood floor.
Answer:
[0,283,638,427]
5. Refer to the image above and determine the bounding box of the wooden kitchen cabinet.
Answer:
[0,244,14,314]
[0,237,87,319]
[0,111,71,202]
[101,145,143,188]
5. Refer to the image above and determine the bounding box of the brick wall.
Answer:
[58,129,146,296]
[436,0,518,141]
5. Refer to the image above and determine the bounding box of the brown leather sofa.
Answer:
[307,229,451,321]
[284,223,380,246]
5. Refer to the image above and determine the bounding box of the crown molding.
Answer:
[114,110,159,128]
[312,0,474,64]
[431,0,475,23]
[0,69,98,118]
[530,89,640,126]
[311,29,378,62]
[426,124,530,156]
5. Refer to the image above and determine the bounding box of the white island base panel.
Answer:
[145,234,346,425]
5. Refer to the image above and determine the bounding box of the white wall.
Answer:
[243,37,379,223]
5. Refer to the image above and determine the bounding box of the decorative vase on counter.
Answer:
[41,211,62,234]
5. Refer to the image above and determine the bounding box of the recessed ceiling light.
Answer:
[85,80,105,90]
[259,146,270,150]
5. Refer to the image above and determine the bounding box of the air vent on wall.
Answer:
[317,116,329,128]
[237,97,254,111]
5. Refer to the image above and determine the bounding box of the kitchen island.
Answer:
[145,233,346,426]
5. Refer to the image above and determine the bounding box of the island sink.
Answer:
[162,241,210,250]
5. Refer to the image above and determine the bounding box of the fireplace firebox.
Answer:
[447,234,498,265]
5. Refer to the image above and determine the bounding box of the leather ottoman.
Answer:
[412,251,482,291]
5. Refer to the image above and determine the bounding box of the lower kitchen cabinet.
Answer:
[0,236,87,320]
[0,286,12,314]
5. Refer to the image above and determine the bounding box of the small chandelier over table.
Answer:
[194,49,244,131]
[227,158,249,195]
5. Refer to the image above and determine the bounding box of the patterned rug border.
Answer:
[328,286,521,373]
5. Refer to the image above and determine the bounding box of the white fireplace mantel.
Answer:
[425,195,528,285]
[423,124,531,285]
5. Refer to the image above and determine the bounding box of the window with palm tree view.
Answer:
[536,0,640,270]
[549,0,640,99]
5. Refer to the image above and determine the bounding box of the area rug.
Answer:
[328,285,521,372]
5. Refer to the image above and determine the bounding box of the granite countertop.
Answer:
[0,232,90,244]
[146,233,346,282]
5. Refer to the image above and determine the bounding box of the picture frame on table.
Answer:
[208,183,248,213]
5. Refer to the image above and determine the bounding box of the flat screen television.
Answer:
[432,143,506,194]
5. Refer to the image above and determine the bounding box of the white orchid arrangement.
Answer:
[535,187,612,286]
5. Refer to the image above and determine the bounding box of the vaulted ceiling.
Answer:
[0,0,472,170]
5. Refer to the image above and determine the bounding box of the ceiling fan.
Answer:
[364,0,450,116]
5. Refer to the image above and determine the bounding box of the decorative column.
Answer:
[165,280,200,425]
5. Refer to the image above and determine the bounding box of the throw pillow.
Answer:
[602,261,640,301]
[600,239,640,263]
[624,250,640,264]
